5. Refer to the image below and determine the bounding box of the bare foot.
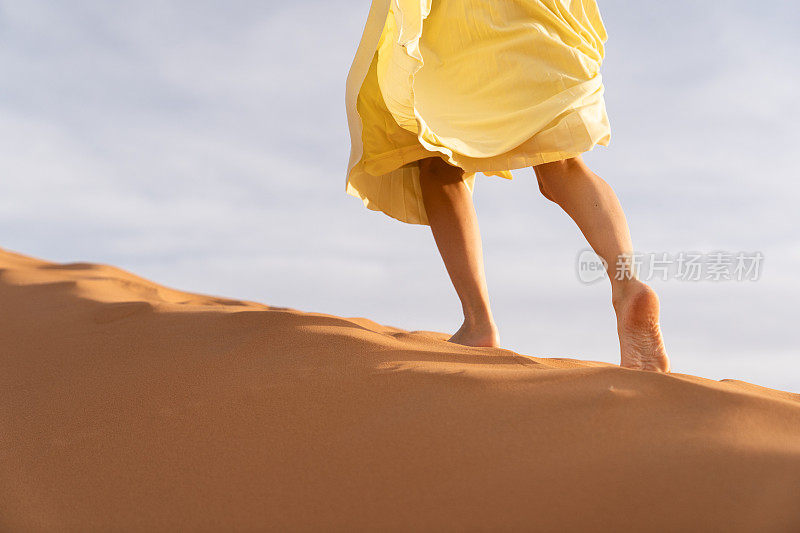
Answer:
[613,281,670,372]
[448,320,500,348]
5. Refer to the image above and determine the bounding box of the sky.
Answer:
[1,0,798,390]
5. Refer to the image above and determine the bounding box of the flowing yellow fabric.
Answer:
[345,0,611,225]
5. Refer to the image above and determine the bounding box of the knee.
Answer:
[533,157,584,203]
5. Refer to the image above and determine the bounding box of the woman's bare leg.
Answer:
[534,156,670,372]
[418,157,500,347]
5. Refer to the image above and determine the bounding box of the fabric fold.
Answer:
[345,0,612,225]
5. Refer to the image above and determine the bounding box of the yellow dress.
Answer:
[345,0,611,225]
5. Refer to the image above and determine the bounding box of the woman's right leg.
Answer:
[534,156,670,372]
[418,157,500,347]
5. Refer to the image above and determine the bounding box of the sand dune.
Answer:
[1,247,799,532]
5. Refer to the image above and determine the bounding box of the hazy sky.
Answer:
[1,0,798,390]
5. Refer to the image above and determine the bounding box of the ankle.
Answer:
[611,279,646,311]
[462,311,497,332]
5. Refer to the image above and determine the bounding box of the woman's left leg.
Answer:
[534,156,670,372]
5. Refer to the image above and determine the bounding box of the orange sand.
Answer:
[1,247,799,532]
